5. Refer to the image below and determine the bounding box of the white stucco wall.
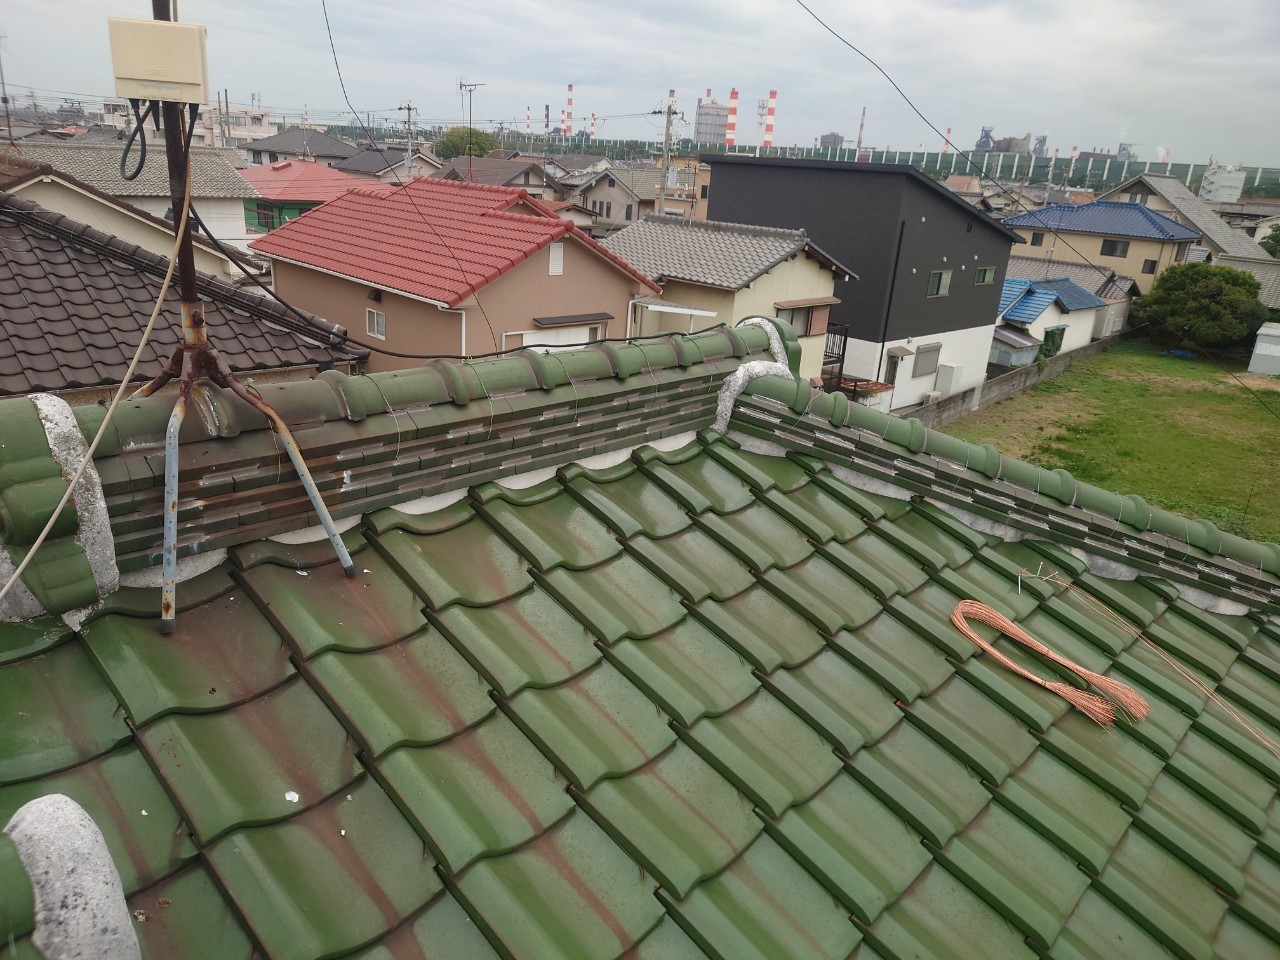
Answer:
[1022,303,1098,356]
[844,322,995,409]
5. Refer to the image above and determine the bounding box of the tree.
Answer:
[433,126,500,161]
[1260,222,1280,259]
[1134,263,1271,346]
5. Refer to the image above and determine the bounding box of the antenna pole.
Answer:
[657,89,675,215]
[0,36,16,146]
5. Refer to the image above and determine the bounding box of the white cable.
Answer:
[0,156,192,610]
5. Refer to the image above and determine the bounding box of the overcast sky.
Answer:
[5,0,1279,164]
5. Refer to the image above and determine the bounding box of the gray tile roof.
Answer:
[242,128,357,159]
[1006,255,1139,300]
[10,142,258,199]
[603,215,853,290]
[1218,254,1280,309]
[432,157,553,188]
[1117,175,1272,260]
[613,167,695,198]
[333,146,440,176]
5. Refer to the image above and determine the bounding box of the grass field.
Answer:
[944,341,1280,543]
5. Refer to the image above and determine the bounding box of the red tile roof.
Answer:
[239,159,366,203]
[249,178,659,306]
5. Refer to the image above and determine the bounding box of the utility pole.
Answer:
[0,35,14,146]
[398,100,416,176]
[458,79,484,177]
[657,89,676,215]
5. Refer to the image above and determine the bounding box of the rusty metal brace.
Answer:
[133,299,355,633]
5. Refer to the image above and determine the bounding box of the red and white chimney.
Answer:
[560,109,566,136]
[726,88,738,147]
[590,113,596,139]
[566,84,573,137]
[762,90,777,149]
[942,127,951,154]
[525,106,531,136]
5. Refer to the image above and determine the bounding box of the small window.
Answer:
[885,354,901,383]
[366,308,386,340]
[625,203,633,220]
[251,150,263,165]
[607,177,616,188]
[926,270,952,297]
[776,307,811,335]
[605,201,612,218]
[700,184,709,199]
[1142,259,1158,274]
[523,172,531,185]
[1100,239,1130,257]
[1030,231,1045,246]
[548,242,565,276]
[254,202,275,230]
[974,266,996,285]
[913,343,942,377]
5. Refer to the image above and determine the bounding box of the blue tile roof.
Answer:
[1005,201,1201,241]
[999,277,1108,325]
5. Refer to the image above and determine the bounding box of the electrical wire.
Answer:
[0,112,194,611]
[119,99,157,180]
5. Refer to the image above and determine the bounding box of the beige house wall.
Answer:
[271,236,651,371]
[578,179,642,229]
[1010,227,1177,294]
[11,178,239,279]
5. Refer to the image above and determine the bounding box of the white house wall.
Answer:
[844,322,995,408]
[1024,303,1097,355]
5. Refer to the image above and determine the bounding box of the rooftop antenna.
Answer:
[124,1,355,631]
[458,78,483,176]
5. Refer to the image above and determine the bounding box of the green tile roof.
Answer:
[2,320,1280,959]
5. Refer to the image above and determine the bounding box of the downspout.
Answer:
[440,305,468,356]
[626,294,642,340]
[877,219,907,381]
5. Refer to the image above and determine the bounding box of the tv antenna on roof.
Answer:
[458,77,484,176]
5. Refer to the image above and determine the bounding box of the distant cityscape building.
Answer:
[694,91,729,145]
[1199,164,1246,203]
[819,132,844,151]
[974,129,1033,155]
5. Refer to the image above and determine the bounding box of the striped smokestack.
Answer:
[526,106,531,136]
[566,84,573,137]
[590,113,596,139]
[726,87,738,147]
[762,90,777,149]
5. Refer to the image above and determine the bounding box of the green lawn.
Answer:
[944,342,1280,543]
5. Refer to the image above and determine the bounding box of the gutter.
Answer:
[441,305,468,356]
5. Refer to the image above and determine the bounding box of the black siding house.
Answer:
[704,155,1021,403]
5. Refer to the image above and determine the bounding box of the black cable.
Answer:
[792,0,1127,278]
[119,99,157,181]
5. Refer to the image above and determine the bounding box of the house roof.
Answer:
[248,177,659,306]
[1006,255,1139,300]
[0,192,356,396]
[239,159,367,203]
[550,154,610,172]
[10,142,258,199]
[603,215,855,291]
[1107,175,1272,260]
[1004,202,1201,242]
[1218,254,1280,310]
[332,146,442,176]
[2,319,1280,959]
[432,157,554,188]
[992,323,1043,349]
[242,128,358,159]
[613,166,696,198]
[999,277,1107,324]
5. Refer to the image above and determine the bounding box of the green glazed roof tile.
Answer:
[0,615,71,667]
[933,560,1038,622]
[0,640,128,783]
[539,554,687,644]
[1212,912,1280,960]
[954,655,1070,733]
[862,862,1036,960]
[691,586,825,672]
[760,650,900,757]
[767,772,930,924]
[376,712,574,874]
[476,484,622,572]
[503,661,676,791]
[828,614,951,704]
[82,598,294,726]
[624,914,712,960]
[208,776,441,960]
[1110,674,1192,760]
[1014,608,1113,675]
[1195,696,1280,782]
[808,471,890,521]
[432,586,601,695]
[1038,591,1136,657]
[1169,598,1255,651]
[239,547,428,659]
[138,676,362,843]
[128,863,255,960]
[1135,773,1253,897]
[344,891,501,959]
[639,449,754,516]
[678,688,842,819]
[1048,888,1173,960]
[704,443,810,493]
[775,481,870,542]
[934,803,1089,950]
[453,810,664,960]
[658,833,862,960]
[755,488,838,544]
[1220,659,1280,730]
[907,676,1037,785]
[0,743,196,895]
[761,554,882,635]
[846,719,989,848]
[1165,728,1273,834]
[1237,849,1280,943]
[607,619,758,727]
[1112,640,1210,717]
[1142,614,1238,682]
[306,628,494,757]
[825,532,929,597]
[1095,828,1226,960]
[693,502,813,572]
[373,513,530,609]
[885,583,985,662]
[1038,712,1164,809]
[993,750,1130,877]
[972,547,1057,601]
[566,466,692,538]
[625,527,756,603]
[577,743,761,898]
[883,510,974,569]
[1074,573,1168,627]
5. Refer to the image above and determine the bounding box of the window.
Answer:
[1030,231,1045,246]
[913,343,942,377]
[700,184,709,199]
[607,177,616,188]
[548,242,564,276]
[605,201,612,218]
[1175,242,1189,262]
[268,152,278,163]
[974,266,996,285]
[625,203,633,220]
[251,150,263,164]
[254,202,275,231]
[366,308,386,340]
[885,354,901,384]
[1142,259,1158,274]
[776,307,811,335]
[523,172,531,185]
[1100,239,1130,257]
[926,270,952,297]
